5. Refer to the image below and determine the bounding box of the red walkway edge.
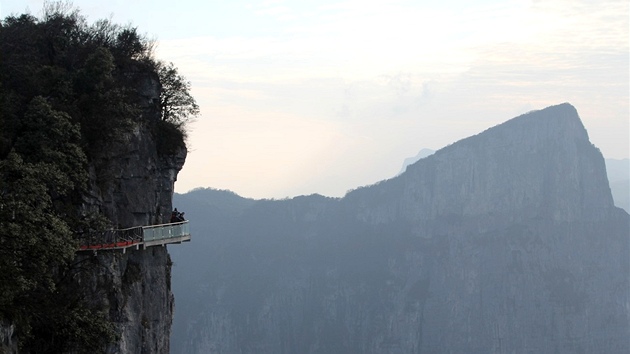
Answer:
[79,240,140,250]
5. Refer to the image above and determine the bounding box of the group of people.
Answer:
[170,208,186,223]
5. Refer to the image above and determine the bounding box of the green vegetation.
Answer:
[158,61,199,129]
[0,2,198,352]
[155,61,199,154]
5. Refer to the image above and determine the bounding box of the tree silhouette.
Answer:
[158,61,199,128]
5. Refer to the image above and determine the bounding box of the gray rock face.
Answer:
[75,247,175,354]
[380,104,613,230]
[171,103,629,354]
[606,158,630,213]
[81,71,186,228]
[75,71,186,354]
[0,320,17,354]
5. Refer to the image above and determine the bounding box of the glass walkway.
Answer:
[78,221,191,253]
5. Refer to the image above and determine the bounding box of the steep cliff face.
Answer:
[170,103,629,353]
[82,71,186,228]
[340,104,627,353]
[75,71,186,354]
[352,104,612,226]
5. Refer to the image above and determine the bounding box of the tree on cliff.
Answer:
[155,61,199,155]
[0,3,197,352]
[158,61,199,129]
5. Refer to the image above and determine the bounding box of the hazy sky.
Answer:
[3,0,629,199]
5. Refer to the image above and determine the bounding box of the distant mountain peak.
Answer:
[390,103,612,224]
[402,103,626,212]
[433,103,588,159]
[399,148,435,175]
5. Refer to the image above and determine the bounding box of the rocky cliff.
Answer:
[73,71,186,354]
[170,103,629,353]
[0,9,190,352]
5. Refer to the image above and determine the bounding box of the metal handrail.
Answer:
[78,220,190,250]
[142,221,190,242]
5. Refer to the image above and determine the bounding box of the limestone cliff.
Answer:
[0,71,185,354]
[74,71,186,354]
[170,103,629,353]
[353,103,614,228]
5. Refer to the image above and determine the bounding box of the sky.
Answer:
[3,0,629,199]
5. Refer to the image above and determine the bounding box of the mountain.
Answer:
[398,148,435,175]
[170,103,629,353]
[402,152,628,213]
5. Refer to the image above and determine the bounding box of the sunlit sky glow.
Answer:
[3,0,629,199]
